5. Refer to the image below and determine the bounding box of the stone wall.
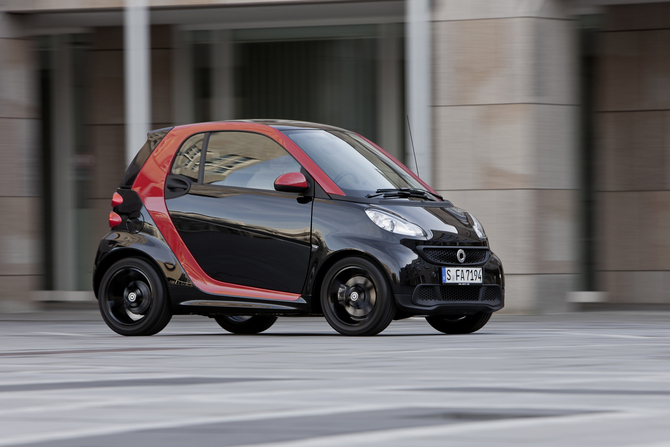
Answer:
[596,3,670,305]
[0,13,42,311]
[431,0,579,313]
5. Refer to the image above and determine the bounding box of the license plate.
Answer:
[442,267,483,284]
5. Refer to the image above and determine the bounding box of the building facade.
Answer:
[0,0,668,313]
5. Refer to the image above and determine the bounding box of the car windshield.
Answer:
[284,129,425,197]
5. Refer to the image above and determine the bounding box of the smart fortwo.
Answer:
[93,120,504,336]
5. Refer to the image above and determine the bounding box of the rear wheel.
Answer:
[214,315,277,334]
[425,312,492,334]
[98,258,172,336]
[321,257,395,336]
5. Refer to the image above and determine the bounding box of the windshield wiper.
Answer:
[366,188,443,201]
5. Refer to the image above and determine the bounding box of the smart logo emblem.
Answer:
[457,249,466,264]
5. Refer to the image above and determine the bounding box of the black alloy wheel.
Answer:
[214,315,278,334]
[425,312,492,334]
[321,257,395,336]
[98,258,172,336]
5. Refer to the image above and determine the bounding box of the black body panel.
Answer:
[95,190,503,318]
[94,189,310,316]
[93,189,192,297]
[166,184,312,294]
[94,121,505,335]
[307,197,504,316]
[167,283,309,316]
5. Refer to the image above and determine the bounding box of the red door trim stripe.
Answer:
[132,123,312,301]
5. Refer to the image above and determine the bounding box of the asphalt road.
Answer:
[1,311,669,447]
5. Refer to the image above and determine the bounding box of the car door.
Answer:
[165,130,313,294]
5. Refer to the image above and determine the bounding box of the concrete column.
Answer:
[86,27,129,297]
[406,0,432,184]
[0,12,41,311]
[377,24,403,161]
[212,30,234,121]
[431,0,579,313]
[594,3,670,306]
[51,36,77,292]
[124,0,151,164]
[172,28,193,125]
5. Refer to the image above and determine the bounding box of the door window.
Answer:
[203,131,301,190]
[171,133,206,182]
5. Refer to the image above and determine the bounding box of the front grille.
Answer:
[416,287,436,302]
[412,285,502,306]
[418,246,489,265]
[438,286,481,301]
[483,287,500,301]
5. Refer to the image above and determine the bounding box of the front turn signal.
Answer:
[109,211,122,228]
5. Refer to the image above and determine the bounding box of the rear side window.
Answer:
[170,133,207,182]
[119,141,152,189]
[119,127,173,188]
[202,132,301,191]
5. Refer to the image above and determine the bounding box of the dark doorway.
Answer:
[236,38,379,141]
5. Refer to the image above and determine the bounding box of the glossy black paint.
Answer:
[93,189,192,297]
[93,121,504,321]
[95,189,311,316]
[168,286,309,316]
[307,197,504,316]
[166,183,313,293]
[96,189,505,317]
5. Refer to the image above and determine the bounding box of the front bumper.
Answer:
[393,250,505,316]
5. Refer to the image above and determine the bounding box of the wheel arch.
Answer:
[93,248,169,300]
[310,249,394,314]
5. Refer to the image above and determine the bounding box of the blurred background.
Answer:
[0,0,668,314]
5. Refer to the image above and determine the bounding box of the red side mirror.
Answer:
[274,172,309,193]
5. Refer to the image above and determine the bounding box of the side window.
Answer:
[171,133,206,181]
[203,132,301,190]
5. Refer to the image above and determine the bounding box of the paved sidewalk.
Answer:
[0,311,669,446]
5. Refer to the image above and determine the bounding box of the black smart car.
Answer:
[94,120,504,336]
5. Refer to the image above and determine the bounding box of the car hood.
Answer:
[376,202,487,246]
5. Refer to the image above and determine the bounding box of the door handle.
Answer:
[165,174,192,199]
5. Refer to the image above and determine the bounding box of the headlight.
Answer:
[469,213,486,239]
[365,208,425,237]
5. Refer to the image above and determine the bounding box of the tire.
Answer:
[98,258,172,336]
[425,312,492,335]
[320,257,396,336]
[214,315,277,334]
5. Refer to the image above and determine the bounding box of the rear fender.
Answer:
[93,190,192,298]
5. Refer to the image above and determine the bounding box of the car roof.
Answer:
[240,120,347,132]
[171,119,348,133]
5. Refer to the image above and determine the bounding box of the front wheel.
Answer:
[214,315,277,334]
[425,312,492,334]
[98,258,172,336]
[321,257,396,336]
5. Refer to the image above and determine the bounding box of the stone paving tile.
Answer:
[0,312,669,446]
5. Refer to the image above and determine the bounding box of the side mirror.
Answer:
[274,172,309,193]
